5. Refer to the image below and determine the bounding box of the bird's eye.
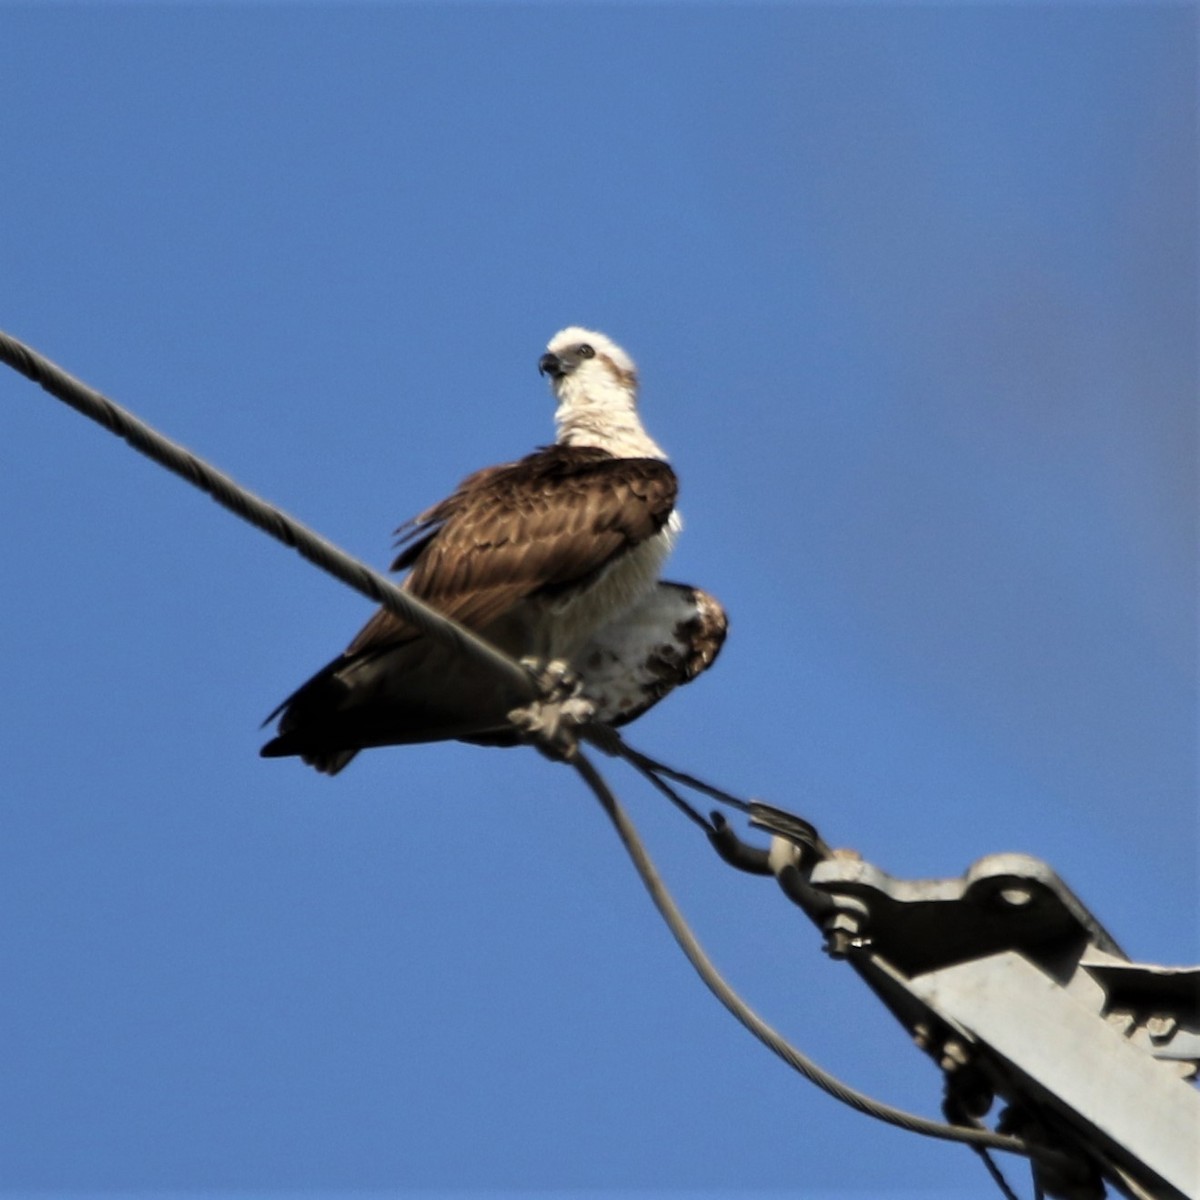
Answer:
[577,344,595,359]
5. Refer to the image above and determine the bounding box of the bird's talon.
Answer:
[508,671,596,761]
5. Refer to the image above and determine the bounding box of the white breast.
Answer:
[538,511,682,660]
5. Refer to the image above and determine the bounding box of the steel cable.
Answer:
[0,328,537,701]
[4,326,1040,1178]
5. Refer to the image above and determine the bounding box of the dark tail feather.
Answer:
[260,640,523,773]
[260,654,361,774]
[260,730,358,776]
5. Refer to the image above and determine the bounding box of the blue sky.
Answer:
[0,4,1195,1196]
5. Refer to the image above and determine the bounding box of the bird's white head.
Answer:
[539,327,667,460]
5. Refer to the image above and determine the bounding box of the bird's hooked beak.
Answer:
[538,351,565,380]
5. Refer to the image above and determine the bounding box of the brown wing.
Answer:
[262,448,679,771]
[389,461,514,572]
[344,445,676,658]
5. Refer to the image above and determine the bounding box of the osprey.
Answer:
[261,327,727,774]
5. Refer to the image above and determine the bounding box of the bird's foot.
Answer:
[509,658,596,761]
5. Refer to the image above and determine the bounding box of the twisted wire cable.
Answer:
[0,328,537,700]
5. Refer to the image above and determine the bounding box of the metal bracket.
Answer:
[717,807,1200,1200]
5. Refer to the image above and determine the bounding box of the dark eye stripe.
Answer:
[577,344,595,359]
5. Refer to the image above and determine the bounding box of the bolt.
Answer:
[997,885,1034,908]
[822,912,864,959]
[1146,1014,1178,1042]
[1106,1010,1135,1036]
[940,1039,971,1072]
[912,1023,932,1051]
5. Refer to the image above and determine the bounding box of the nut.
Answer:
[1146,1014,1178,1042]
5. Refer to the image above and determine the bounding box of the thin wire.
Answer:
[946,1099,1027,1200]
[572,749,1037,1158]
[973,1148,1025,1200]
[614,751,716,833]
[596,731,755,814]
[0,328,537,701]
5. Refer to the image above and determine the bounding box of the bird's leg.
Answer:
[508,657,596,762]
